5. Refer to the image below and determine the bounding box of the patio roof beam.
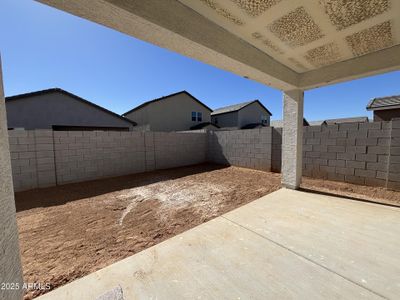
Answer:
[300,45,400,90]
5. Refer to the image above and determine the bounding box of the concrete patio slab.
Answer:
[224,189,400,299]
[38,189,399,300]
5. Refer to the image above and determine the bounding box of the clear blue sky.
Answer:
[1,0,399,121]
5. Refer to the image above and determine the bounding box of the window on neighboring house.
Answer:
[191,111,197,121]
[261,115,268,125]
[197,112,202,122]
[214,117,218,125]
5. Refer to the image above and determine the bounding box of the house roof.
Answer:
[190,122,220,130]
[122,91,212,116]
[271,118,309,128]
[322,117,369,125]
[211,100,272,116]
[308,120,324,126]
[6,88,137,126]
[366,95,400,111]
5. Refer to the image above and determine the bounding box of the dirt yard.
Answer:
[16,163,400,299]
[301,177,400,207]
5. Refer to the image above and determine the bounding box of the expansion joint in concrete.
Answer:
[221,215,388,300]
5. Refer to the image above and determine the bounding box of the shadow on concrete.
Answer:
[15,163,229,212]
[300,187,400,208]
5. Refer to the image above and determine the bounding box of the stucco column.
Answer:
[282,89,304,189]
[0,55,23,300]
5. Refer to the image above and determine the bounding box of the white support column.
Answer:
[0,55,23,300]
[282,89,304,189]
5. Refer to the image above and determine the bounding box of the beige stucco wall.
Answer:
[238,102,270,128]
[6,91,134,130]
[212,102,270,129]
[125,93,211,131]
[211,111,238,128]
[373,108,400,122]
[0,58,23,300]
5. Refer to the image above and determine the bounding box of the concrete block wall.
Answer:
[271,128,282,172]
[53,131,147,184]
[144,132,156,171]
[9,129,56,191]
[208,123,399,190]
[9,123,400,192]
[34,130,57,187]
[388,120,400,190]
[207,128,272,171]
[9,130,208,191]
[302,122,391,187]
[9,130,37,191]
[153,132,207,169]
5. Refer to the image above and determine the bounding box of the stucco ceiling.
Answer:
[36,0,400,90]
[178,0,399,73]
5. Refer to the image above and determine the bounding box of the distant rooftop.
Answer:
[212,100,272,116]
[367,95,400,111]
[308,120,324,126]
[271,118,309,128]
[323,117,369,125]
[269,116,371,127]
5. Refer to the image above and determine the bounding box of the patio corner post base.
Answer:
[0,55,23,300]
[282,89,304,190]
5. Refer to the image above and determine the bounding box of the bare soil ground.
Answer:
[16,163,400,299]
[301,177,400,207]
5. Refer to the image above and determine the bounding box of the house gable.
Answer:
[6,88,135,130]
[212,100,272,128]
[123,91,211,131]
[238,101,271,128]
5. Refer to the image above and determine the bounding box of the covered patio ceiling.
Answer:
[37,0,400,90]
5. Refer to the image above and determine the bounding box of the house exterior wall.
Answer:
[211,111,238,128]
[373,109,400,122]
[211,102,270,129]
[6,92,134,130]
[238,101,270,128]
[0,60,23,300]
[124,93,211,131]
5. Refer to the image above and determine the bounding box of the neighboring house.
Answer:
[270,118,309,128]
[6,88,136,131]
[367,95,400,121]
[322,117,369,125]
[122,91,212,132]
[211,100,272,129]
